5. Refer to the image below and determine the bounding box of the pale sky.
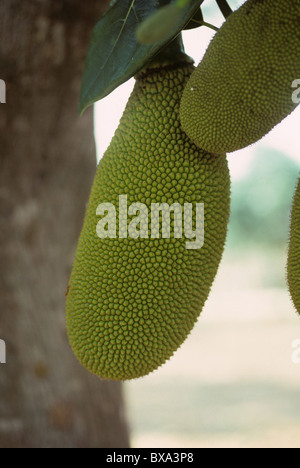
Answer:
[94,1,300,180]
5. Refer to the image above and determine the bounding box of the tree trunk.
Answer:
[0,0,130,448]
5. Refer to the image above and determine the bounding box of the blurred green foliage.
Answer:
[228,150,299,250]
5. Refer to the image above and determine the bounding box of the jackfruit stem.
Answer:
[147,34,193,70]
[200,21,219,32]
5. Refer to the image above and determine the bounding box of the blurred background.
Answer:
[95,0,300,448]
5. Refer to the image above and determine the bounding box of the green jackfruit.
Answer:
[66,61,231,381]
[288,177,300,314]
[180,0,300,154]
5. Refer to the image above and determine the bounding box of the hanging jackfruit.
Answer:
[180,0,300,154]
[66,60,231,381]
[288,177,300,314]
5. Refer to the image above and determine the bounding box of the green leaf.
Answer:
[136,4,183,45]
[79,0,203,114]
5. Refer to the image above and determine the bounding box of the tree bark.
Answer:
[0,0,130,448]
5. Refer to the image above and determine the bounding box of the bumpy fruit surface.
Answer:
[180,0,300,154]
[66,61,231,380]
[288,177,300,314]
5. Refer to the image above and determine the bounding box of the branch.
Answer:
[215,0,233,19]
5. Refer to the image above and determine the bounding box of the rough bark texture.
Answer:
[0,0,130,448]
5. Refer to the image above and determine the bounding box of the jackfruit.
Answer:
[288,177,300,314]
[66,61,231,381]
[180,0,300,154]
